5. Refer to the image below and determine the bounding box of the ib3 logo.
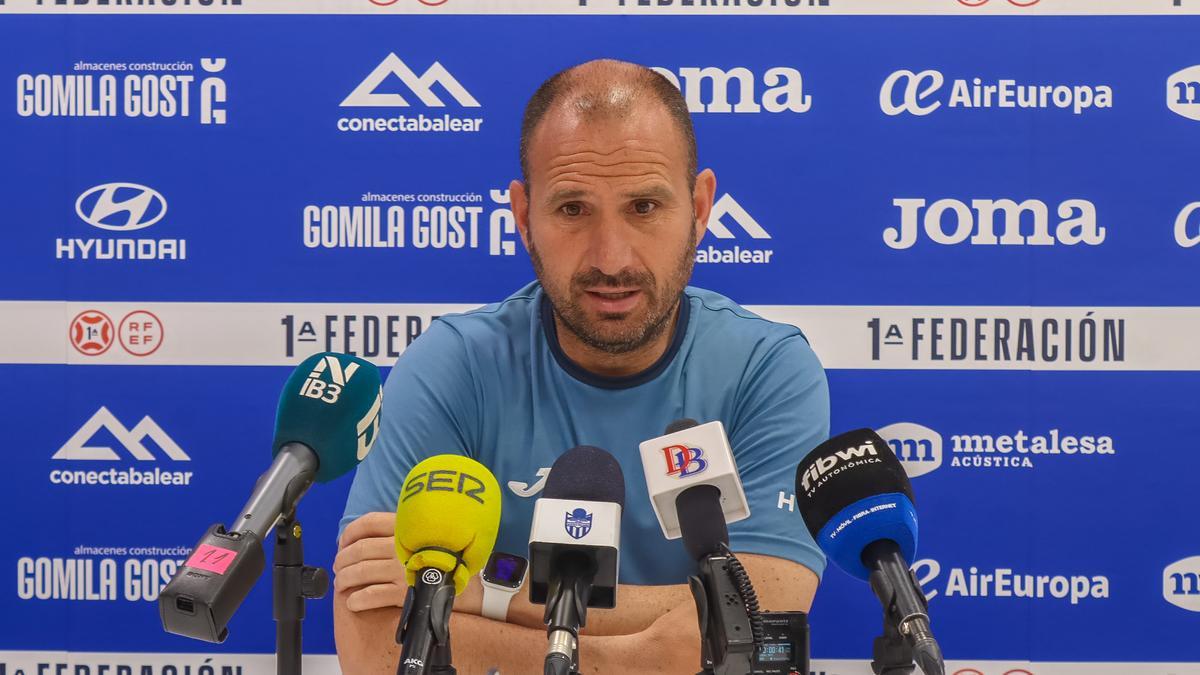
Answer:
[1163,557,1200,612]
[299,354,363,404]
[662,444,708,478]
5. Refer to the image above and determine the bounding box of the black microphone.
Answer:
[527,446,625,675]
[794,428,944,675]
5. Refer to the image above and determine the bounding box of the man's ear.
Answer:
[692,169,717,243]
[509,179,532,252]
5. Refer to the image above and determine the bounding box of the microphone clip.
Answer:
[687,546,760,675]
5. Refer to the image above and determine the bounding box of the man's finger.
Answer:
[344,582,407,613]
[333,536,396,574]
[334,558,406,593]
[339,512,396,549]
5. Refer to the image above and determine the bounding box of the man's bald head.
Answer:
[519,59,698,191]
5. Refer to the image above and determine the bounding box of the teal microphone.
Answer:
[232,352,384,539]
[160,352,382,643]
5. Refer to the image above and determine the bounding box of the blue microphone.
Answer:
[794,428,944,675]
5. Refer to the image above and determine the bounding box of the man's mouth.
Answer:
[583,288,643,314]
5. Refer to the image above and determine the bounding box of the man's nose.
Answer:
[585,217,637,277]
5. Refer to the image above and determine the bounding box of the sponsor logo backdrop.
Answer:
[1,3,1197,672]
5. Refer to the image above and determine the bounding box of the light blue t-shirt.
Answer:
[340,281,830,584]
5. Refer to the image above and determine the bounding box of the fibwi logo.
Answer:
[337,54,483,134]
[697,193,775,265]
[299,354,363,404]
[1163,556,1200,612]
[564,508,593,540]
[662,444,708,478]
[877,422,943,478]
[1167,65,1200,121]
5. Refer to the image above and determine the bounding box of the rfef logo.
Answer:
[564,508,593,540]
[662,444,708,478]
[299,354,363,404]
[75,183,167,232]
[1163,556,1200,611]
[877,422,943,477]
[1167,65,1200,121]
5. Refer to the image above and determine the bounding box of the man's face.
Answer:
[511,105,714,354]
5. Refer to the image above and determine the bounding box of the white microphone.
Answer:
[527,446,625,675]
[638,419,750,541]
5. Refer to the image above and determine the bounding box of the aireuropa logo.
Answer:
[1168,66,1200,120]
[697,193,775,265]
[1177,202,1200,248]
[661,444,707,478]
[875,422,1114,471]
[877,422,942,477]
[885,197,1103,250]
[1163,556,1200,611]
[337,54,483,134]
[912,558,1109,605]
[75,183,166,232]
[880,69,1112,117]
[58,183,186,261]
[50,407,195,487]
[651,66,811,114]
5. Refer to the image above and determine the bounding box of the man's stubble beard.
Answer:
[531,222,698,356]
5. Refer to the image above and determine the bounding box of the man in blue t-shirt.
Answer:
[333,59,829,674]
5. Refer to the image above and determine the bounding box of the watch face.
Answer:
[483,552,527,589]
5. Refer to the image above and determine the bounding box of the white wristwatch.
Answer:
[479,551,528,622]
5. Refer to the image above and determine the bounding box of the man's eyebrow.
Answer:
[621,185,674,201]
[546,188,589,204]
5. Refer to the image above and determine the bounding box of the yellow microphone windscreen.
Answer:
[394,454,501,594]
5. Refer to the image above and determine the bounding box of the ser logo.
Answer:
[1163,556,1200,612]
[401,469,488,504]
[662,444,707,478]
[298,354,362,404]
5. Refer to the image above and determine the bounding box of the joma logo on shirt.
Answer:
[507,468,549,498]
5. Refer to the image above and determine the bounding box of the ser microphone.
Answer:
[794,429,944,675]
[394,454,501,675]
[159,352,383,644]
[528,446,625,675]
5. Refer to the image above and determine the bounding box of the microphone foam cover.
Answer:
[794,429,918,580]
[665,418,700,435]
[543,445,626,508]
[395,454,501,594]
[273,352,383,483]
[675,484,728,561]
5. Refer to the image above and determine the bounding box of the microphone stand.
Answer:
[397,567,458,675]
[687,547,759,675]
[273,512,329,675]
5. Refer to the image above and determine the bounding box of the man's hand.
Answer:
[333,512,407,612]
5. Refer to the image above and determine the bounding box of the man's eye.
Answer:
[633,201,657,215]
[561,203,583,217]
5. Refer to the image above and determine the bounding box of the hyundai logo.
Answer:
[75,183,167,232]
